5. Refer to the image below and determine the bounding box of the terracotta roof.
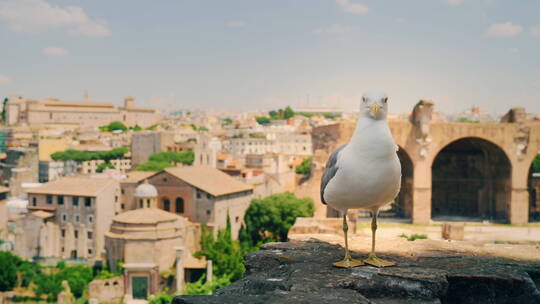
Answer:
[32,210,55,219]
[112,208,180,224]
[0,186,9,193]
[27,177,117,197]
[165,166,252,197]
[122,171,157,184]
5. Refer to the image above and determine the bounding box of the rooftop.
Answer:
[111,208,180,225]
[26,177,116,197]
[165,165,252,197]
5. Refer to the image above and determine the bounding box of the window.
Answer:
[206,210,211,216]
[88,231,93,240]
[88,215,93,223]
[163,199,170,211]
[196,191,202,199]
[121,204,125,210]
[163,177,168,183]
[140,199,143,208]
[75,215,80,223]
[146,199,150,208]
[62,214,67,222]
[206,193,212,199]
[85,197,92,207]
[74,230,78,239]
[32,197,36,206]
[88,248,93,256]
[235,216,239,223]
[175,198,184,214]
[58,195,64,205]
[72,196,79,207]
[47,195,53,205]
[115,196,118,202]
[61,229,65,237]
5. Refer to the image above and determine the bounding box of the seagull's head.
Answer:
[360,91,389,120]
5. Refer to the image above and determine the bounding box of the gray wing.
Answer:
[320,144,347,205]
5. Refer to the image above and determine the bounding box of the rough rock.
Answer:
[174,239,540,304]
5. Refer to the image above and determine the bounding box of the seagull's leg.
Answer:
[333,213,363,268]
[363,209,395,267]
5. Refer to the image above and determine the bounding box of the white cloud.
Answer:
[226,20,246,28]
[0,0,111,37]
[313,24,356,35]
[486,22,523,37]
[43,47,68,56]
[335,0,369,14]
[446,0,464,6]
[0,75,11,86]
[530,25,540,37]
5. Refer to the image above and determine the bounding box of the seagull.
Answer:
[320,92,401,268]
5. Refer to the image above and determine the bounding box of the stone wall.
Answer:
[88,276,124,304]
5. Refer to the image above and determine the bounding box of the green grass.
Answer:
[399,233,428,241]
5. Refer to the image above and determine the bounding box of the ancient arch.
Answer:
[527,156,540,222]
[381,147,414,219]
[431,137,512,221]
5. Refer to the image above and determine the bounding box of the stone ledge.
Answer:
[174,239,540,304]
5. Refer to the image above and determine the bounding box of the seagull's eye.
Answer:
[382,97,388,103]
[362,97,367,103]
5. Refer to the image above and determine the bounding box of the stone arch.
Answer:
[381,146,414,219]
[431,137,512,221]
[527,155,540,222]
[161,197,170,211]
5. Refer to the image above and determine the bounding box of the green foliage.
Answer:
[295,157,313,175]
[399,233,428,241]
[296,112,313,118]
[51,147,128,162]
[455,117,479,123]
[222,117,233,125]
[255,116,271,125]
[1,97,8,122]
[323,113,341,119]
[131,124,143,131]
[532,154,540,174]
[107,121,128,131]
[146,124,158,130]
[248,133,265,139]
[17,260,41,287]
[35,264,93,300]
[184,274,231,295]
[148,289,173,304]
[0,251,19,291]
[194,215,245,281]
[96,162,115,173]
[135,161,175,172]
[242,193,314,247]
[148,151,194,165]
[283,106,295,119]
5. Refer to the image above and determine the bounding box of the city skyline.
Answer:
[1,0,540,115]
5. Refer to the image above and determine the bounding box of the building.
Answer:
[6,95,159,128]
[16,177,120,261]
[225,133,312,158]
[131,132,176,166]
[105,181,206,300]
[0,186,9,240]
[120,166,253,238]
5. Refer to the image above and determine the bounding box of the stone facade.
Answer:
[130,131,175,166]
[88,277,124,304]
[6,96,159,128]
[308,103,540,225]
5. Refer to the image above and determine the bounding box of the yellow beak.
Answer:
[369,103,382,116]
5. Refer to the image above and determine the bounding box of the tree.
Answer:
[295,157,313,175]
[96,162,115,173]
[0,251,19,291]
[59,265,93,298]
[35,272,63,299]
[107,121,128,131]
[148,151,194,165]
[184,274,231,295]
[223,117,233,126]
[532,154,540,174]
[1,97,8,122]
[135,161,174,172]
[194,215,245,281]
[255,116,271,125]
[242,193,314,247]
[283,106,295,119]
[131,124,143,131]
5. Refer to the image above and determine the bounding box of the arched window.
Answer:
[163,198,170,211]
[175,198,184,214]
[139,199,143,208]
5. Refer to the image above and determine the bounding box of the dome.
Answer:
[135,180,158,198]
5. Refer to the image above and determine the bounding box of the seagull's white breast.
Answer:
[323,121,402,213]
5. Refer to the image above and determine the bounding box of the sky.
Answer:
[0,0,539,115]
